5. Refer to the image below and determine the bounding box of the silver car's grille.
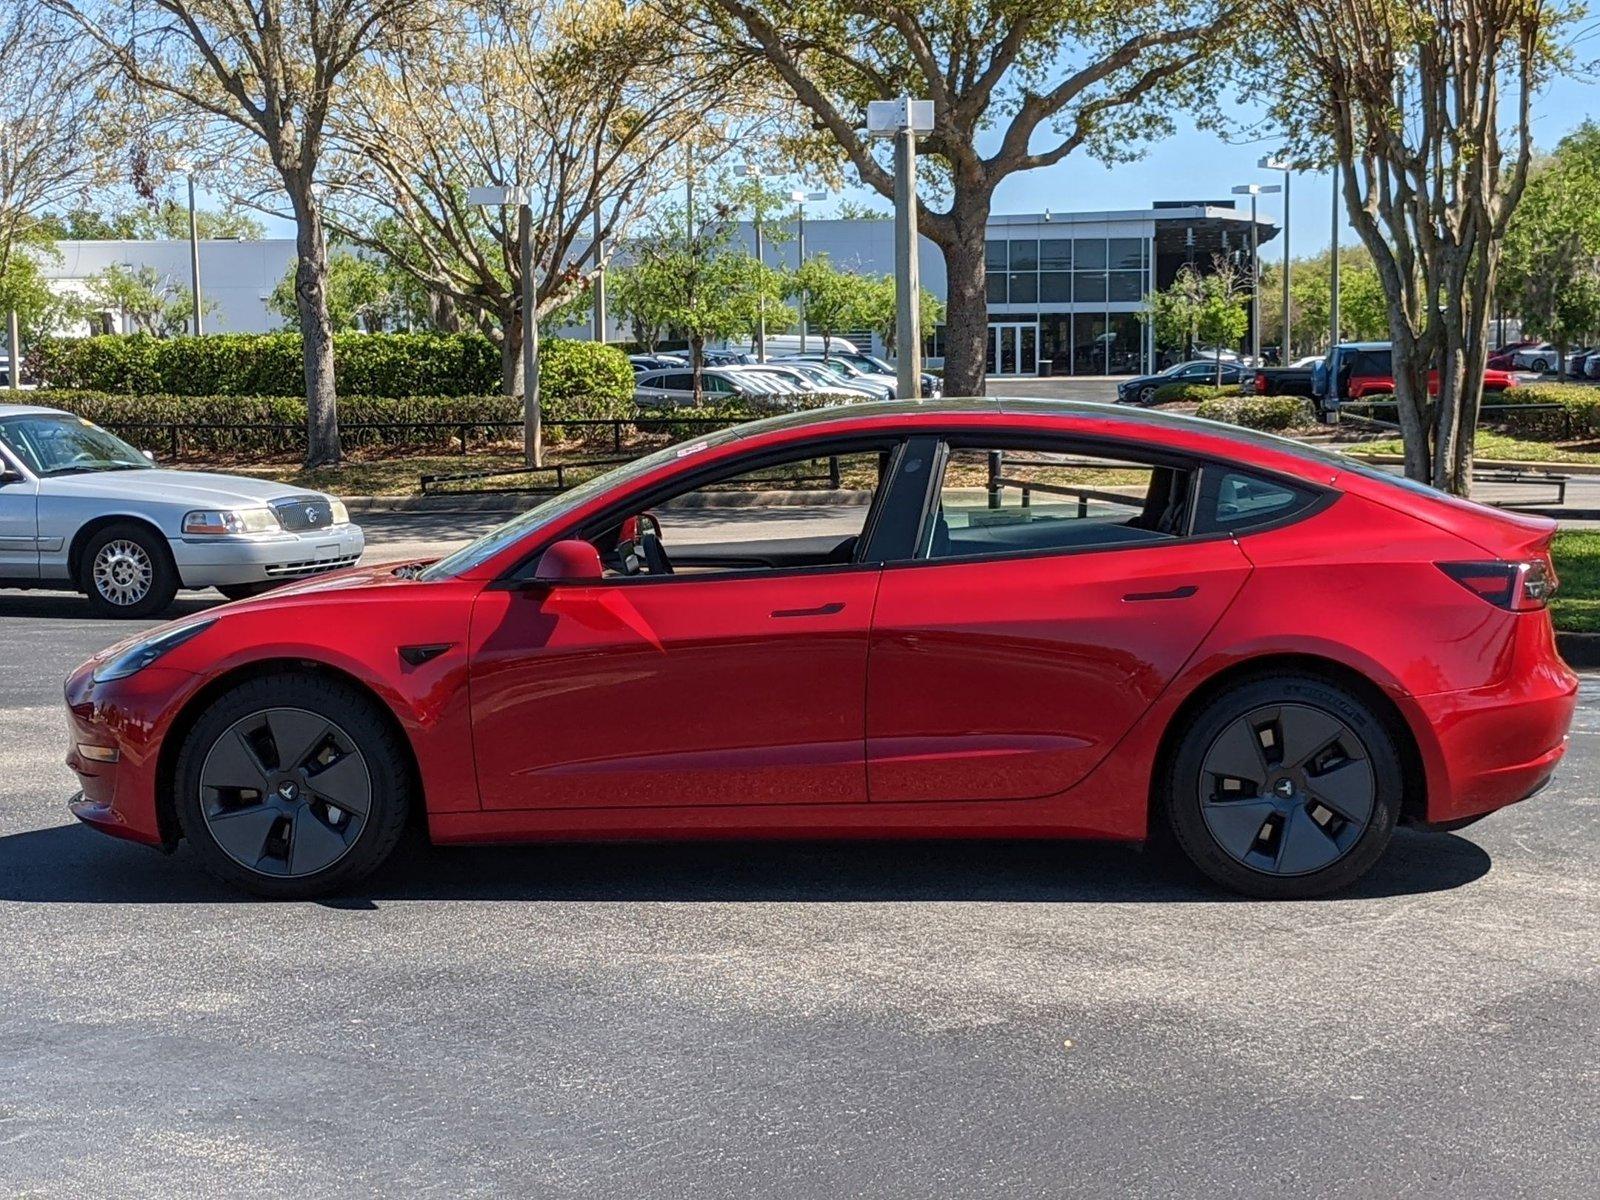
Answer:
[271,496,337,532]
[264,553,361,578]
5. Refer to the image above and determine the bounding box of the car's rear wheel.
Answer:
[81,521,179,618]
[174,673,413,899]
[1138,385,1157,404]
[1164,675,1402,898]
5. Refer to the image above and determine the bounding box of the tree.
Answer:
[860,274,943,357]
[40,200,266,241]
[697,0,1237,396]
[1500,123,1600,376]
[785,254,878,357]
[1259,0,1576,493]
[1,1,107,385]
[86,263,214,336]
[1143,265,1207,361]
[324,0,750,400]
[1144,259,1247,381]
[1257,247,1388,356]
[52,0,436,466]
[268,251,418,332]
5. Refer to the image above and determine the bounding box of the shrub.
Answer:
[30,332,633,404]
[30,390,638,456]
[1149,381,1242,404]
[1195,394,1312,432]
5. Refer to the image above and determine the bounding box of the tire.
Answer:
[216,582,280,602]
[173,672,414,899]
[1163,674,1402,899]
[1138,385,1157,405]
[1533,357,1552,373]
[80,520,179,618]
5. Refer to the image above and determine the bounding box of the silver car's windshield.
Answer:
[0,414,151,477]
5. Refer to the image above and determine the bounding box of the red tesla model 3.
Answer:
[64,399,1577,899]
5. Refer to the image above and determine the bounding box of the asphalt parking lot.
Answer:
[2,515,1599,1198]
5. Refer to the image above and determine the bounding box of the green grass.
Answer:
[1348,430,1600,465]
[1552,530,1600,633]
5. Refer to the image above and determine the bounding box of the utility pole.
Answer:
[469,185,540,466]
[1330,170,1341,353]
[591,208,606,343]
[868,97,934,400]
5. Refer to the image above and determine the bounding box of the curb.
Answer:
[1557,631,1600,669]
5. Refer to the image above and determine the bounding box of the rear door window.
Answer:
[1194,469,1322,534]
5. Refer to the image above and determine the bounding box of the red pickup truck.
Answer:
[1253,342,1518,406]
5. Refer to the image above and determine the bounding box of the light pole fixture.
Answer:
[1259,155,1292,363]
[867,97,934,401]
[790,188,826,353]
[468,184,541,467]
[173,158,203,336]
[591,208,606,344]
[736,162,768,362]
[1231,182,1282,366]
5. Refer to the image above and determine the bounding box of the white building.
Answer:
[41,239,297,334]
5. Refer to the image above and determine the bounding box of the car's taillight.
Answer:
[1437,560,1555,611]
[1254,372,1268,394]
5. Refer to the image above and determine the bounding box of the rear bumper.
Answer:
[168,523,364,588]
[1409,620,1579,824]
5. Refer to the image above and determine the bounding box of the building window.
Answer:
[1008,239,1039,270]
[1039,272,1072,303]
[924,324,946,360]
[985,240,1008,271]
[1075,271,1108,303]
[986,274,1008,303]
[1073,238,1107,270]
[1109,237,1146,271]
[1040,239,1072,270]
[1108,271,1145,302]
[1009,272,1038,303]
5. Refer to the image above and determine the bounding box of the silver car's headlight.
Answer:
[92,620,216,683]
[328,498,350,525]
[182,508,280,535]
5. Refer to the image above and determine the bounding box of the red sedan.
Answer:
[64,400,1578,899]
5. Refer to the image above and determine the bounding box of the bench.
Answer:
[1473,468,1569,507]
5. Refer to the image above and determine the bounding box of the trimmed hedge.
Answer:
[1149,381,1242,404]
[1194,394,1313,432]
[30,332,634,404]
[32,389,638,456]
[1351,382,1600,441]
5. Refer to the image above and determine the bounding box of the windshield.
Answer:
[418,428,748,580]
[0,413,151,476]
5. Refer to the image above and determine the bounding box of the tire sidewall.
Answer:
[1165,676,1402,898]
[173,673,412,899]
[81,521,179,618]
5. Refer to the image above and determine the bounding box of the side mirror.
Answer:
[0,467,20,486]
[142,449,156,462]
[534,539,604,584]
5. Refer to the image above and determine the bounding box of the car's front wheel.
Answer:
[1164,675,1402,898]
[173,672,413,899]
[81,521,179,618]
[1138,385,1157,404]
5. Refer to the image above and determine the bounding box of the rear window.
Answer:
[1195,468,1320,534]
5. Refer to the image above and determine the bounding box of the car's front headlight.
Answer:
[182,508,281,535]
[328,498,350,525]
[92,619,216,683]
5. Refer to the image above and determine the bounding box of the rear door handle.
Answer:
[1123,585,1198,602]
[771,601,845,618]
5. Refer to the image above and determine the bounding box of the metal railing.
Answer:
[1340,401,1574,439]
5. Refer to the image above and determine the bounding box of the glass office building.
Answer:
[731,202,1278,377]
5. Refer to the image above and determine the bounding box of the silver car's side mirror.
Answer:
[142,449,156,462]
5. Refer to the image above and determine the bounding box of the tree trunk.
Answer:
[292,195,341,468]
[690,334,705,404]
[939,196,993,397]
[1388,321,1433,484]
[500,310,524,398]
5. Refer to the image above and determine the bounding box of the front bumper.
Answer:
[168,522,365,588]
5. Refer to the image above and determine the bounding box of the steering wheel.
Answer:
[637,512,673,576]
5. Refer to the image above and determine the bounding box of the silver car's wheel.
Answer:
[80,521,179,618]
[92,539,154,607]
[199,707,373,878]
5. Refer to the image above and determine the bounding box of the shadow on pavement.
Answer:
[0,593,222,621]
[0,822,1491,906]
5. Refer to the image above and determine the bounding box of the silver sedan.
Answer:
[0,404,364,616]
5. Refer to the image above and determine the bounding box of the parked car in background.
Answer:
[778,360,886,400]
[629,353,688,373]
[1564,348,1596,377]
[1585,352,1600,380]
[1309,343,1517,413]
[1510,344,1560,373]
[782,357,893,401]
[0,404,363,617]
[67,398,1577,900]
[780,354,900,399]
[633,367,792,410]
[815,350,944,398]
[1118,360,1248,405]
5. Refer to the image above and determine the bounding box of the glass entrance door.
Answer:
[986,323,1039,376]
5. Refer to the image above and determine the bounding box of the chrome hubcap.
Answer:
[1199,703,1376,877]
[198,707,372,878]
[92,540,153,606]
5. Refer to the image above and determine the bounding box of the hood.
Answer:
[42,468,324,508]
[220,558,434,610]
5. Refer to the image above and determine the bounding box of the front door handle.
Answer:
[1123,584,1198,602]
[771,601,845,618]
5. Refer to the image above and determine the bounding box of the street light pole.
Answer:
[738,163,767,362]
[469,185,540,467]
[1330,169,1341,353]
[591,208,606,343]
[868,97,934,401]
[1260,156,1292,361]
[790,189,825,353]
[1232,182,1281,367]
[174,160,204,335]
